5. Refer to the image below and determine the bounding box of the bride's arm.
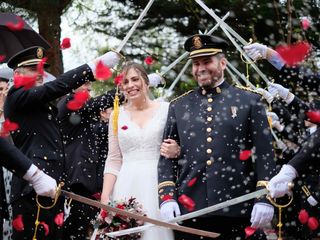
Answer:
[101,112,123,204]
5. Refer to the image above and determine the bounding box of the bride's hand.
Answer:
[100,194,110,205]
[160,139,181,159]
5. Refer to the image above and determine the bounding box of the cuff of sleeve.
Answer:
[268,52,285,70]
[23,164,38,181]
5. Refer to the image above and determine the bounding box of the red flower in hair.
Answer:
[39,221,50,236]
[144,56,154,65]
[0,55,6,63]
[60,37,71,49]
[12,215,24,231]
[244,226,257,239]
[114,74,123,85]
[239,150,252,161]
[95,60,112,81]
[54,212,64,226]
[275,41,311,67]
[178,194,195,212]
[6,16,24,31]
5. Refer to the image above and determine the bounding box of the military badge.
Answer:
[37,47,43,59]
[216,87,221,94]
[192,36,202,49]
[231,106,238,119]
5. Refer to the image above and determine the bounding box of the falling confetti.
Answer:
[239,150,252,161]
[6,16,24,31]
[0,55,6,62]
[187,177,197,187]
[114,74,123,85]
[12,215,24,231]
[60,37,71,49]
[144,56,154,65]
[307,217,319,231]
[298,209,309,224]
[54,212,64,227]
[275,41,311,67]
[95,60,112,80]
[178,194,195,212]
[39,221,50,236]
[244,226,256,238]
[306,111,320,124]
[13,73,37,90]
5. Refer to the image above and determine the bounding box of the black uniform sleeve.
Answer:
[289,127,320,175]
[5,64,94,111]
[0,138,32,177]
[158,103,180,205]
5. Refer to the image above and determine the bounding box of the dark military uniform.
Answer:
[57,90,115,239]
[4,46,95,239]
[158,81,276,239]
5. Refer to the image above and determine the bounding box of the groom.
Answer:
[158,34,276,239]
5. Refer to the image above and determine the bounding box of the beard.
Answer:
[196,70,223,87]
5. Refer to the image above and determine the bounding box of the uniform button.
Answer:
[208,98,213,103]
[206,127,212,133]
[207,117,212,122]
[202,89,206,95]
[216,87,221,93]
[48,106,52,110]
[206,160,212,166]
[207,137,213,142]
[207,107,212,112]
[44,156,48,160]
[206,149,212,154]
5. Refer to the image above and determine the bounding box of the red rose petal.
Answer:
[298,209,309,224]
[13,73,37,90]
[95,60,112,81]
[60,37,71,49]
[39,221,49,236]
[306,111,320,124]
[91,192,101,200]
[162,195,173,202]
[178,194,195,212]
[37,57,47,76]
[74,90,90,103]
[0,55,6,63]
[239,150,252,161]
[66,100,84,111]
[114,74,123,85]
[12,214,24,231]
[308,217,319,231]
[121,125,128,130]
[54,212,64,227]
[245,226,257,239]
[301,18,311,30]
[275,41,311,67]
[6,16,24,31]
[187,177,197,187]
[144,56,154,65]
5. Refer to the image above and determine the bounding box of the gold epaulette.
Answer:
[235,85,262,95]
[170,90,194,103]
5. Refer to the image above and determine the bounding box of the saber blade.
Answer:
[60,190,220,238]
[107,188,269,237]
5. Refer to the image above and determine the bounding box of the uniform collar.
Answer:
[198,80,230,96]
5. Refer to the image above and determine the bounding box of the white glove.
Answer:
[148,73,164,87]
[276,140,287,151]
[256,88,274,103]
[243,43,268,61]
[24,165,57,198]
[267,112,284,132]
[267,82,289,100]
[250,203,274,228]
[268,164,297,198]
[88,51,121,74]
[160,201,181,221]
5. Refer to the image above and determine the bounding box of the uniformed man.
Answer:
[158,34,276,239]
[0,137,57,236]
[4,46,120,239]
[57,86,117,239]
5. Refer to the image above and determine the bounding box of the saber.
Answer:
[60,190,220,238]
[115,0,155,53]
[160,12,230,76]
[226,60,256,89]
[226,66,242,86]
[107,188,268,237]
[195,0,272,85]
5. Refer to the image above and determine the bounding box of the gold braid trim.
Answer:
[158,181,175,189]
[170,90,194,103]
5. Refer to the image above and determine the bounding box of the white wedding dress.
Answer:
[110,102,174,240]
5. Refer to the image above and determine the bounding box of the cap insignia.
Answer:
[192,36,202,49]
[36,48,43,59]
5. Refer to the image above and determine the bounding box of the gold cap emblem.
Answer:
[36,48,43,59]
[192,36,202,49]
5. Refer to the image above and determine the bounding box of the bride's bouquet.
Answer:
[91,197,146,240]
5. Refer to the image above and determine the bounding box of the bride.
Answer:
[101,62,179,240]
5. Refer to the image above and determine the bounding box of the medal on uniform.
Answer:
[302,185,319,206]
[230,106,238,119]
